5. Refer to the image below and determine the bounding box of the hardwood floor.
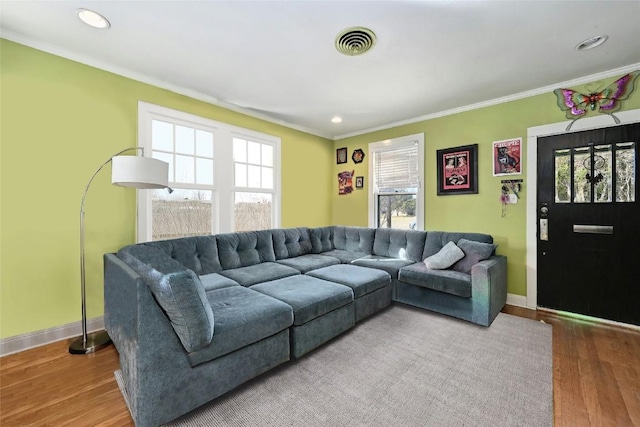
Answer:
[1,306,639,426]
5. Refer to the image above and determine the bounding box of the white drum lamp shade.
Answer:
[111,155,169,189]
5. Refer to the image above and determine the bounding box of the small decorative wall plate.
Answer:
[352,149,365,163]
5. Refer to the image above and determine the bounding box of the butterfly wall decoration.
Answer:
[553,70,640,131]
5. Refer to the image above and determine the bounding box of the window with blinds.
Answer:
[369,134,424,230]
[373,144,420,193]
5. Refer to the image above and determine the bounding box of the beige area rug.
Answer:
[116,304,552,426]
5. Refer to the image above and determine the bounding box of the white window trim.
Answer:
[137,101,281,242]
[368,133,425,230]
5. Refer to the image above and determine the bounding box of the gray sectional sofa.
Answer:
[105,226,507,426]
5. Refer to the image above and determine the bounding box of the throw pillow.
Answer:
[423,241,465,269]
[451,238,498,274]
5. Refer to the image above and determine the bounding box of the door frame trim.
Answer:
[526,109,640,309]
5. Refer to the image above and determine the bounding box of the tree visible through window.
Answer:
[554,142,635,204]
[368,134,424,230]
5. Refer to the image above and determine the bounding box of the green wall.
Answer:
[0,40,333,339]
[333,76,640,297]
[2,38,638,340]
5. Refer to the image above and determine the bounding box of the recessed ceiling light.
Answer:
[77,9,111,29]
[575,35,608,51]
[331,116,343,123]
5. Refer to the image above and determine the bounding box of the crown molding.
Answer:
[3,31,638,142]
[0,31,332,140]
[334,62,640,140]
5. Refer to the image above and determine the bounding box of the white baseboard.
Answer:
[0,316,105,357]
[506,293,528,308]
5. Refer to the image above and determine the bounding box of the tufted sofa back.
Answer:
[422,231,494,260]
[216,230,276,270]
[373,228,427,262]
[309,227,334,253]
[143,235,222,275]
[272,228,313,260]
[333,226,375,254]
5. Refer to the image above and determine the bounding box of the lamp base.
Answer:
[69,330,112,354]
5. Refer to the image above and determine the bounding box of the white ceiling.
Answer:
[2,1,639,139]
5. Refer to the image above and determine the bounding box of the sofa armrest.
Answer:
[104,254,197,426]
[470,255,508,326]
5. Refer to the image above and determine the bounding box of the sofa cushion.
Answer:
[219,262,300,287]
[350,255,414,280]
[309,226,334,253]
[272,228,313,259]
[250,275,353,326]
[373,228,427,262]
[276,254,340,273]
[422,231,494,259]
[306,264,391,298]
[216,230,276,269]
[199,273,240,292]
[144,235,222,275]
[423,241,465,270]
[320,249,368,264]
[117,245,214,353]
[451,238,498,274]
[399,262,472,298]
[187,286,293,367]
[333,226,375,254]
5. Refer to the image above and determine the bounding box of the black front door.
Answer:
[537,122,640,326]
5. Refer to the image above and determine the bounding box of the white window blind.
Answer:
[373,143,419,192]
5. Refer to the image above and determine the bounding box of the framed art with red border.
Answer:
[492,137,522,176]
[436,144,478,195]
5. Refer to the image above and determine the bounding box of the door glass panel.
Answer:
[616,142,635,202]
[377,194,417,229]
[573,147,591,203]
[554,149,571,203]
[593,145,612,203]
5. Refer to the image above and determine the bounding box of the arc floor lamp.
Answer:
[69,147,170,354]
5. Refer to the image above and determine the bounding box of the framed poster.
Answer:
[436,144,478,195]
[336,147,348,164]
[338,170,354,195]
[492,137,522,176]
[355,176,364,188]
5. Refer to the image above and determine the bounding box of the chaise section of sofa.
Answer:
[104,250,293,427]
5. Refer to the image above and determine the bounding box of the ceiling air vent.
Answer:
[335,27,376,56]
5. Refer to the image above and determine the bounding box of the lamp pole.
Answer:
[69,147,142,354]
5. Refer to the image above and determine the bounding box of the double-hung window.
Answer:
[368,133,424,230]
[137,102,280,241]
